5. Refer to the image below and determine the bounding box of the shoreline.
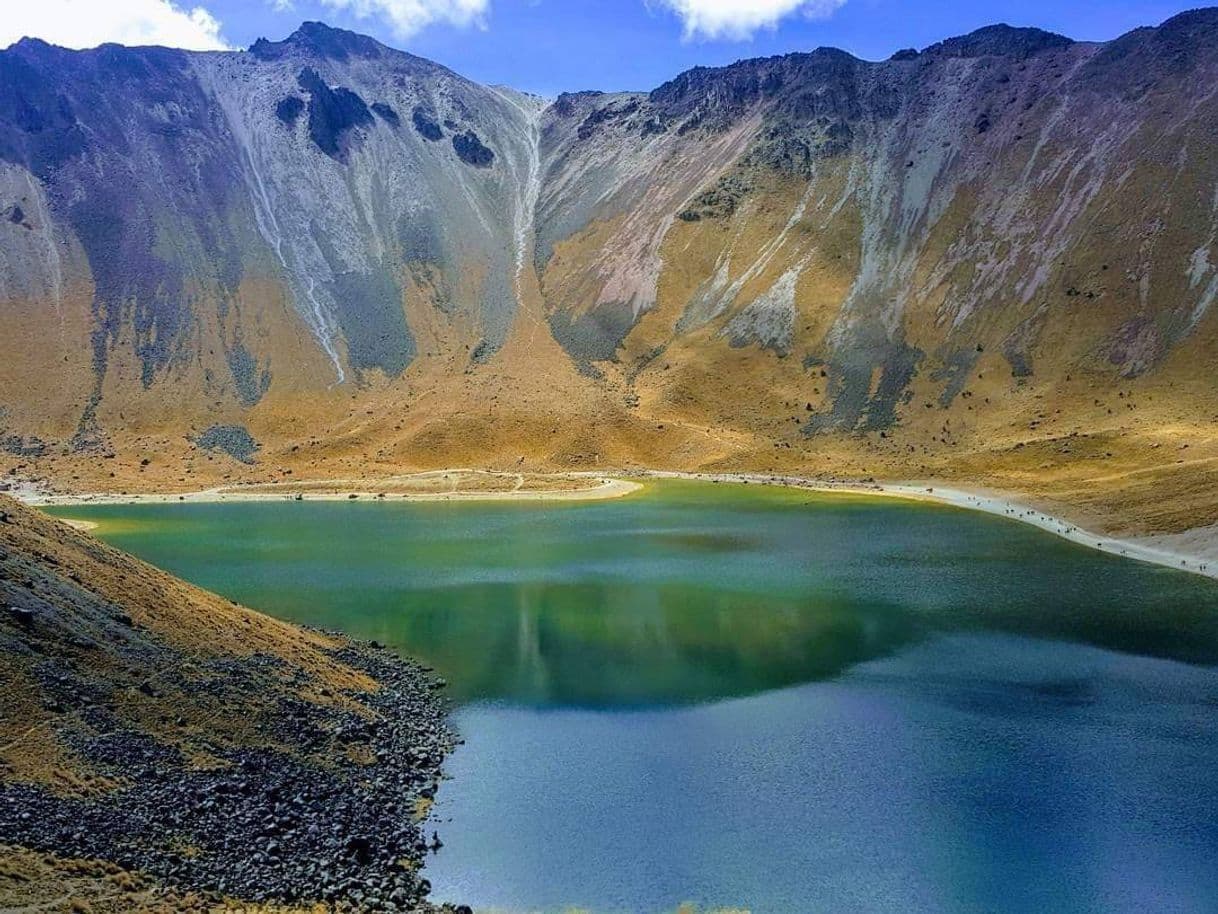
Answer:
[14,469,1216,580]
[16,475,642,507]
[0,494,456,912]
[620,470,1218,581]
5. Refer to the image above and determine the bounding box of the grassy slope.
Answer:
[0,495,453,911]
[10,320,1216,542]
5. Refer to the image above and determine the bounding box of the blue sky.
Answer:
[3,0,1205,95]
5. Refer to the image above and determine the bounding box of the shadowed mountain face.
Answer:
[0,25,534,401]
[1,13,1217,510]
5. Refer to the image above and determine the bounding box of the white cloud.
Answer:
[317,0,490,39]
[656,0,846,40]
[0,0,230,51]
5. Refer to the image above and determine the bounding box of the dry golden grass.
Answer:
[8,162,1218,540]
[0,845,336,913]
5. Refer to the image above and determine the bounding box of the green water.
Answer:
[51,480,1218,913]
[55,480,1218,706]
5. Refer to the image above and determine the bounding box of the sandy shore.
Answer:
[17,475,642,507]
[14,468,1217,580]
[622,470,1218,581]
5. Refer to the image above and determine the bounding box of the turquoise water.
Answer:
[53,480,1218,913]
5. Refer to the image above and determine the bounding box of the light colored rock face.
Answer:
[193,37,541,380]
[1,14,1218,454]
[0,162,75,308]
[0,23,544,425]
[537,16,1218,430]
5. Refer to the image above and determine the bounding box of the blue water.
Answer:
[430,636,1218,913]
[55,480,1218,913]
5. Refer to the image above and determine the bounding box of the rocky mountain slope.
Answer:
[0,493,459,910]
[1,11,1217,534]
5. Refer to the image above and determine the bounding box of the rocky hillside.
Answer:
[0,494,459,911]
[1,12,1217,533]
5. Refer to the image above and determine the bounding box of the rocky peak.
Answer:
[922,24,1073,60]
[250,21,387,62]
[5,37,55,56]
[552,91,607,119]
[1079,6,1218,93]
[1132,6,1218,62]
[648,48,860,132]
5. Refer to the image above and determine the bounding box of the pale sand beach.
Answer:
[18,474,642,507]
[622,470,1218,581]
[16,469,1216,580]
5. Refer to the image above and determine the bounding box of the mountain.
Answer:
[1,12,1217,534]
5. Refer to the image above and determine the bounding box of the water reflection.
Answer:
[387,581,921,705]
[51,483,1218,913]
[54,480,1218,709]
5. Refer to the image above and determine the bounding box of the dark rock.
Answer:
[275,95,305,127]
[225,340,272,408]
[1,435,47,457]
[547,299,634,368]
[640,117,667,136]
[411,105,443,141]
[251,22,386,63]
[0,637,456,910]
[6,605,35,626]
[451,130,493,167]
[193,425,260,463]
[551,90,604,118]
[296,67,373,161]
[577,98,640,140]
[370,101,400,127]
[923,24,1073,60]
